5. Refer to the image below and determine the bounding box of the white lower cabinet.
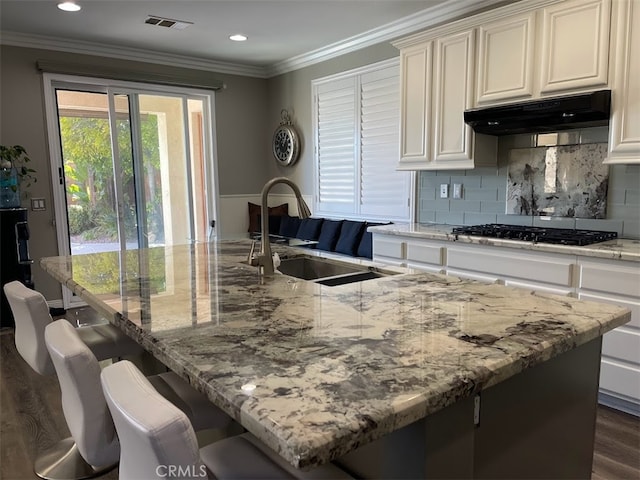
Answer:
[406,240,446,273]
[446,244,574,294]
[372,233,639,413]
[577,257,640,414]
[373,235,449,272]
[372,235,406,266]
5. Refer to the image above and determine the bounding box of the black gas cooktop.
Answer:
[451,224,617,246]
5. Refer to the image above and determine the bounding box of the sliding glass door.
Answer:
[44,74,218,308]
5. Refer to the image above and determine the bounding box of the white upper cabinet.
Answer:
[538,0,611,94]
[475,12,536,105]
[606,0,640,164]
[475,0,611,104]
[395,29,497,170]
[394,0,622,170]
[398,42,432,169]
[432,30,476,166]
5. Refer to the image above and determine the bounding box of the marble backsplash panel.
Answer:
[506,143,609,218]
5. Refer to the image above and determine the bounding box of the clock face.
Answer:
[272,125,300,166]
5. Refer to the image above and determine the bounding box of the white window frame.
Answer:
[312,58,416,222]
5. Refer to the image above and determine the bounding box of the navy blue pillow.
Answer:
[356,222,388,259]
[316,219,343,251]
[279,215,302,238]
[335,221,365,256]
[296,218,324,240]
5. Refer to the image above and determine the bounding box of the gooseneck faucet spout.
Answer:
[250,177,311,276]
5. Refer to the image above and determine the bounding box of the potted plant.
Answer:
[0,145,36,208]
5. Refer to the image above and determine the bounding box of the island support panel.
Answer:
[335,338,601,479]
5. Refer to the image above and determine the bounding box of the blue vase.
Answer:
[0,167,20,208]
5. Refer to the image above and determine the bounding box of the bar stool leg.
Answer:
[34,437,117,480]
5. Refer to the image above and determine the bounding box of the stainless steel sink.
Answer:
[277,256,364,280]
[277,255,397,286]
[316,271,388,286]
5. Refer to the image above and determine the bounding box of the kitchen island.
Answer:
[41,240,630,478]
[369,223,640,417]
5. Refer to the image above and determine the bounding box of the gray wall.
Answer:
[417,131,640,239]
[0,45,271,299]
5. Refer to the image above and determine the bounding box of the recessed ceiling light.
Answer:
[58,2,81,12]
[229,34,247,42]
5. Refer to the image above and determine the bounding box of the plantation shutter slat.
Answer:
[313,60,410,221]
[316,78,356,213]
[360,66,409,218]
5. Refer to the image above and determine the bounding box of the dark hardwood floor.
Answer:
[592,402,640,480]
[1,327,639,480]
[0,327,117,480]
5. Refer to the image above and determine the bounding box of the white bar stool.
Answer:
[43,319,234,480]
[3,280,142,376]
[101,359,354,480]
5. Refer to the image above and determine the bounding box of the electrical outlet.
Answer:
[452,183,462,199]
[440,184,449,198]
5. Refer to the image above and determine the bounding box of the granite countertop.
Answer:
[369,223,640,262]
[40,240,630,469]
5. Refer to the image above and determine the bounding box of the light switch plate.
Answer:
[31,198,46,211]
[453,183,462,199]
[440,184,449,198]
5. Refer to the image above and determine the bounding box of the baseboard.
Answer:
[598,392,640,417]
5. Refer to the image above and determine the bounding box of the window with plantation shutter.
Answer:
[315,77,357,214]
[312,58,412,221]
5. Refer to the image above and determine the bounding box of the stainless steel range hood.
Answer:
[464,90,611,136]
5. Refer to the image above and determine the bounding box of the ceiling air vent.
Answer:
[145,15,193,30]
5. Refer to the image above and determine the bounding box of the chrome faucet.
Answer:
[249,177,311,276]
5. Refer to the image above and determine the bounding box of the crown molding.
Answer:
[2,0,513,80]
[0,31,268,78]
[392,0,560,48]
[265,0,512,77]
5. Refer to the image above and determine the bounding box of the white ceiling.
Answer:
[0,0,508,77]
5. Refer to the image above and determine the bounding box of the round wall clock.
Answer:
[272,109,300,167]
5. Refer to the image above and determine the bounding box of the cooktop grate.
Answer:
[451,224,617,246]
